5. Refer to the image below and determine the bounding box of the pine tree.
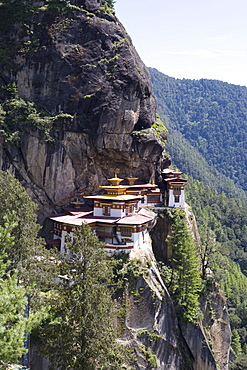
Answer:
[167,209,201,322]
[0,171,54,287]
[38,223,124,370]
[232,329,242,356]
[0,214,43,368]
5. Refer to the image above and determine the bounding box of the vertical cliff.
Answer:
[0,0,168,220]
[149,208,232,369]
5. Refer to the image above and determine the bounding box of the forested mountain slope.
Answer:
[149,67,247,199]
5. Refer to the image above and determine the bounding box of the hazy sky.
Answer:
[115,0,247,87]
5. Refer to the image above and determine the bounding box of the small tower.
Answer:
[162,169,188,208]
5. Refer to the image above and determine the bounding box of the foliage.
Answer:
[137,329,162,341]
[36,223,125,370]
[0,171,55,366]
[47,0,69,13]
[157,262,174,287]
[149,67,247,197]
[116,257,151,286]
[0,0,33,32]
[103,0,116,10]
[150,114,168,144]
[0,216,28,365]
[232,329,242,356]
[0,171,56,290]
[165,209,201,322]
[0,86,59,143]
[140,345,157,369]
[0,214,45,368]
[185,177,247,276]
[230,354,247,369]
[152,114,168,133]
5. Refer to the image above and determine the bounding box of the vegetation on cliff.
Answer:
[35,223,124,370]
[0,171,127,369]
[159,209,201,323]
[0,171,52,367]
[0,215,37,366]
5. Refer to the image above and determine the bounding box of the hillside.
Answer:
[149,67,247,199]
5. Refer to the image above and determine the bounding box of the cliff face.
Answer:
[0,0,167,220]
[117,242,233,370]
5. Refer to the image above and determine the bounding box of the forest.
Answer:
[149,67,247,197]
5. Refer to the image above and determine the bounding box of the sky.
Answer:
[115,0,247,87]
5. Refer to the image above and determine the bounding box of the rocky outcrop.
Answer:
[150,209,232,369]
[119,244,191,370]
[181,285,232,370]
[120,241,233,370]
[200,286,233,370]
[0,0,167,220]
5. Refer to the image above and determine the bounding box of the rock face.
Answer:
[150,208,232,369]
[0,0,167,220]
[199,286,233,370]
[119,243,233,370]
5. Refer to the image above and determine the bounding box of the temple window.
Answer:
[174,195,180,203]
[102,205,111,216]
[173,186,181,195]
[126,205,134,215]
[121,227,132,237]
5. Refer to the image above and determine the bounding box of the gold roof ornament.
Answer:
[107,175,124,187]
[126,175,139,186]
[99,175,128,196]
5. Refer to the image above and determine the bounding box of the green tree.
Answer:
[232,329,242,356]
[230,354,247,370]
[0,171,53,286]
[0,214,43,368]
[167,209,201,322]
[37,223,124,370]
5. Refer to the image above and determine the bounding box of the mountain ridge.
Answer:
[149,67,247,199]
